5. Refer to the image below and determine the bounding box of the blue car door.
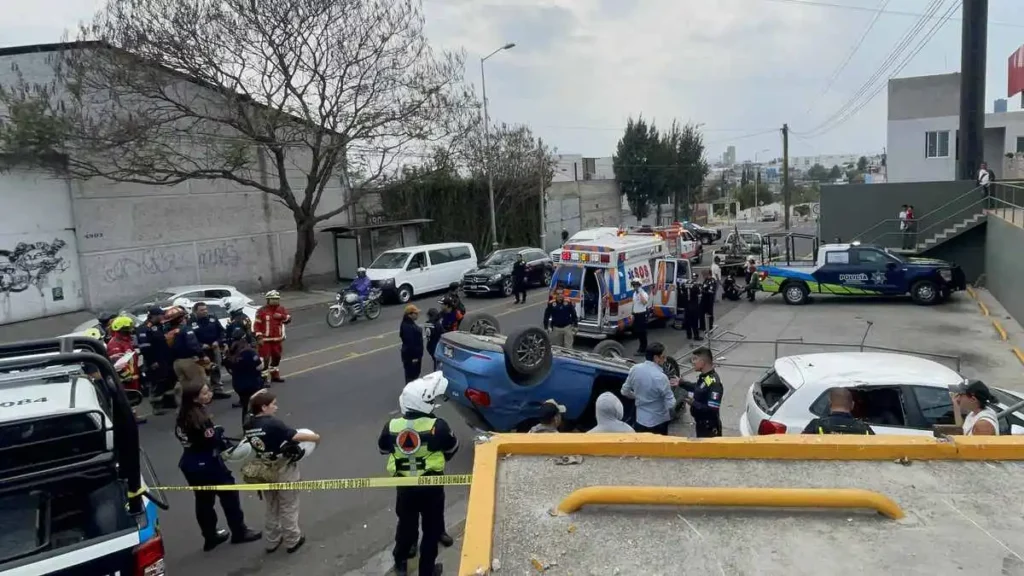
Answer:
[852,248,906,294]
[812,249,854,294]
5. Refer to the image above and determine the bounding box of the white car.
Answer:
[551,227,620,262]
[739,352,1024,436]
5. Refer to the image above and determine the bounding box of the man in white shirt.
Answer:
[631,279,650,356]
[710,257,722,300]
[898,204,908,231]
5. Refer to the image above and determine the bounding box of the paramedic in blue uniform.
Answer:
[174,379,261,551]
[682,346,723,437]
[630,279,650,356]
[379,375,459,576]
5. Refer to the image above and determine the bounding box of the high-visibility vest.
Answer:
[386,417,446,477]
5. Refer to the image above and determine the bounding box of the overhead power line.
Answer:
[756,0,1022,28]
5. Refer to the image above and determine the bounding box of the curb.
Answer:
[992,319,1008,341]
[1014,347,1024,368]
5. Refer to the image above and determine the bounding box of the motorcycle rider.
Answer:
[254,290,291,383]
[138,307,176,412]
[106,315,149,424]
[192,302,231,400]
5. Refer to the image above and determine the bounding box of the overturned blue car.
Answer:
[437,312,682,432]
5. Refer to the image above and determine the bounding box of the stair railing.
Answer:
[852,184,985,249]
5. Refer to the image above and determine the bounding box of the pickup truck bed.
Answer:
[461,436,1024,576]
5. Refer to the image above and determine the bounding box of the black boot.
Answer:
[407,543,418,558]
[439,532,454,547]
[231,528,262,544]
[203,529,230,551]
[394,562,409,576]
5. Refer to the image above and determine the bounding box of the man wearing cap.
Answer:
[529,399,565,433]
[630,279,651,356]
[951,380,1000,436]
[621,342,679,435]
[543,291,578,348]
[399,305,424,383]
[137,307,175,412]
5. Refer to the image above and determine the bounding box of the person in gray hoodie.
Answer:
[588,392,634,433]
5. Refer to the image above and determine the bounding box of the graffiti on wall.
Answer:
[0,239,70,296]
[198,244,241,270]
[102,248,187,284]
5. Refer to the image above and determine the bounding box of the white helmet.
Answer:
[399,371,449,414]
[172,297,194,310]
[357,267,367,274]
[265,290,281,300]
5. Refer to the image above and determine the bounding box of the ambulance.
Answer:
[619,223,703,263]
[549,234,691,339]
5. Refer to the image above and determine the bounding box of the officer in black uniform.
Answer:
[137,307,175,412]
[682,346,723,437]
[192,302,230,399]
[378,373,459,576]
[684,273,703,341]
[699,269,718,333]
[802,387,875,435]
[174,380,261,551]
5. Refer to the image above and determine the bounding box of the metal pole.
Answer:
[481,58,498,250]
[538,138,546,250]
[782,124,790,231]
[956,0,988,180]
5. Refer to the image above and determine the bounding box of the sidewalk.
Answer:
[967,286,1024,375]
[0,287,338,344]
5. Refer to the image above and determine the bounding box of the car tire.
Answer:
[502,326,553,384]
[501,277,513,297]
[542,269,552,287]
[397,284,413,304]
[911,280,940,305]
[782,282,809,305]
[459,312,501,336]
[593,340,626,359]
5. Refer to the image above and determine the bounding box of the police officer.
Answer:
[684,273,703,341]
[699,269,718,333]
[166,306,208,393]
[400,305,424,383]
[511,253,528,304]
[137,307,176,412]
[225,304,255,347]
[802,388,875,435]
[682,346,723,437]
[174,380,261,551]
[543,290,578,348]
[192,302,231,400]
[378,373,459,576]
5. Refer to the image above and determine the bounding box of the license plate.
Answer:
[443,345,455,358]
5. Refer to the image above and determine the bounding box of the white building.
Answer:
[787,153,866,170]
[886,72,1024,183]
[552,154,614,182]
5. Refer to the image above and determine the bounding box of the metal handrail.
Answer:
[866,196,987,247]
[555,486,905,519]
[853,184,984,243]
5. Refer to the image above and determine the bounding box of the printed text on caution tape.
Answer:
[149,474,474,492]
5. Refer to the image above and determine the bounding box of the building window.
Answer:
[925,131,950,158]
[1017,136,1024,154]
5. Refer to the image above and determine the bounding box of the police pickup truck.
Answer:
[758,242,966,305]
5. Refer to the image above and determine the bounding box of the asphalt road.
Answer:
[140,225,814,575]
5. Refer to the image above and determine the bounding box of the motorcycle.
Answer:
[326,287,382,327]
[722,274,741,301]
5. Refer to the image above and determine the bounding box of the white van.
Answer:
[365,242,478,303]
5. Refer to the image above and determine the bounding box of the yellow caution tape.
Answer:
[148,474,473,492]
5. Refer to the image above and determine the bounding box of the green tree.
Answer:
[0,0,475,288]
[735,183,773,210]
[857,156,869,172]
[613,116,662,220]
[660,120,708,221]
[828,165,842,180]
[806,163,830,182]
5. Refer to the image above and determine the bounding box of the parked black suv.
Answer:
[462,247,553,297]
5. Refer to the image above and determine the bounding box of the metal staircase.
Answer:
[852,186,987,255]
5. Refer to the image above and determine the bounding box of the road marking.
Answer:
[978,300,990,317]
[1013,347,1024,368]
[966,286,977,300]
[283,300,546,377]
[283,298,539,362]
[992,319,1008,341]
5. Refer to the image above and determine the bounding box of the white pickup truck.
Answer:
[757,242,967,305]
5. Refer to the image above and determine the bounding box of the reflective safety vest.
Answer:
[386,417,446,477]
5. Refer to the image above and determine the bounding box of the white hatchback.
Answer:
[739,352,1024,436]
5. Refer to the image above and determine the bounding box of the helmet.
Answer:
[162,306,186,324]
[110,316,135,332]
[356,267,367,276]
[399,371,449,414]
[83,327,103,340]
[265,290,281,300]
[97,312,116,325]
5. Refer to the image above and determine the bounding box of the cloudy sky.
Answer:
[5,0,1024,163]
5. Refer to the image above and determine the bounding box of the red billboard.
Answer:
[1010,44,1024,98]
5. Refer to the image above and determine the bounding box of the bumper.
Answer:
[372,282,399,299]
[462,280,504,295]
[948,268,967,291]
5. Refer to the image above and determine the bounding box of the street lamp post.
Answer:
[481,42,516,250]
[754,149,769,221]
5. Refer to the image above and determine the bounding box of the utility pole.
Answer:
[957,0,988,180]
[538,138,547,250]
[782,124,791,231]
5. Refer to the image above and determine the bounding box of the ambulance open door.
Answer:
[653,258,678,317]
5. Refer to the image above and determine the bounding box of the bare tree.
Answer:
[0,0,476,287]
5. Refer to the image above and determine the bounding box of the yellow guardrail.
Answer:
[555,485,905,519]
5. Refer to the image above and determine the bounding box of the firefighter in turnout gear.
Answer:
[682,346,724,437]
[378,372,459,576]
[254,290,291,383]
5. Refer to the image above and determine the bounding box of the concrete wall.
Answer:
[0,168,86,324]
[921,222,986,283]
[886,115,959,183]
[0,49,350,313]
[984,215,1024,327]
[543,180,623,251]
[820,180,979,248]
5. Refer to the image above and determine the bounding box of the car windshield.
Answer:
[552,265,584,291]
[124,290,176,308]
[369,251,410,269]
[481,250,518,267]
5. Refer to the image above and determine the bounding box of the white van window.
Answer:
[407,252,427,270]
[428,249,451,265]
[448,246,472,262]
[369,251,410,269]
